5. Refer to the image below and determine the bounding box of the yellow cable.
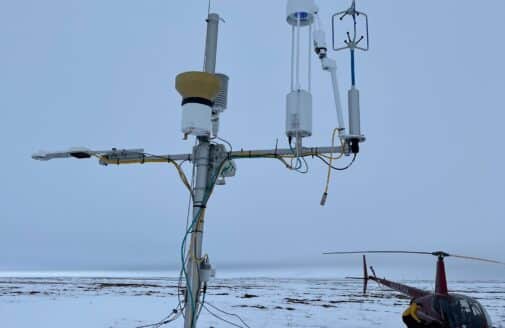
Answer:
[170,160,193,195]
[97,156,193,196]
[320,128,345,206]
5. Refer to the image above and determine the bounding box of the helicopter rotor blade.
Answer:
[323,250,433,256]
[323,250,505,265]
[449,254,505,265]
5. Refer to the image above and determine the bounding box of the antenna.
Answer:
[32,2,371,327]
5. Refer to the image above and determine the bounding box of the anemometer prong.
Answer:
[333,0,369,52]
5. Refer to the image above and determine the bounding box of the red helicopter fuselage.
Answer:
[357,253,494,328]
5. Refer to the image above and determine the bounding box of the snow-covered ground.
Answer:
[1,273,504,327]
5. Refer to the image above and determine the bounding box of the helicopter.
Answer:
[324,250,505,328]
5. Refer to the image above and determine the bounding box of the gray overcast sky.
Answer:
[1,0,505,277]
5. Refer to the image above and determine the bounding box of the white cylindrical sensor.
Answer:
[181,102,212,137]
[200,262,213,283]
[286,90,312,138]
[348,87,361,137]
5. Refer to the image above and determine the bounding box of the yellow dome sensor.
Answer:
[175,71,221,102]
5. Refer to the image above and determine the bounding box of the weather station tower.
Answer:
[32,1,371,327]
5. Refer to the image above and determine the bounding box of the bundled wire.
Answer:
[287,139,309,174]
[179,158,229,327]
[180,209,205,326]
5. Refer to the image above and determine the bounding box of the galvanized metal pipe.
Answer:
[184,12,221,328]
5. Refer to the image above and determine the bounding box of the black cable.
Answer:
[317,153,357,171]
[205,302,251,328]
[136,309,180,328]
[177,264,188,319]
[195,283,207,321]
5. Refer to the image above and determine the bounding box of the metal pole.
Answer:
[184,12,220,328]
[184,142,209,328]
[204,13,220,73]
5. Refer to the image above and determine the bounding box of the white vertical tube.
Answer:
[308,24,312,92]
[296,15,301,90]
[330,68,346,133]
[204,13,219,74]
[291,26,295,91]
[348,87,361,136]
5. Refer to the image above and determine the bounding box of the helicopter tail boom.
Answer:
[344,255,429,298]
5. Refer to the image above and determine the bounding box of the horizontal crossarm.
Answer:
[32,145,347,165]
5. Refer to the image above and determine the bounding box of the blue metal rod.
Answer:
[351,48,356,86]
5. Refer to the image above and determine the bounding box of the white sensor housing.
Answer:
[182,103,212,137]
[286,90,312,138]
[348,87,361,137]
